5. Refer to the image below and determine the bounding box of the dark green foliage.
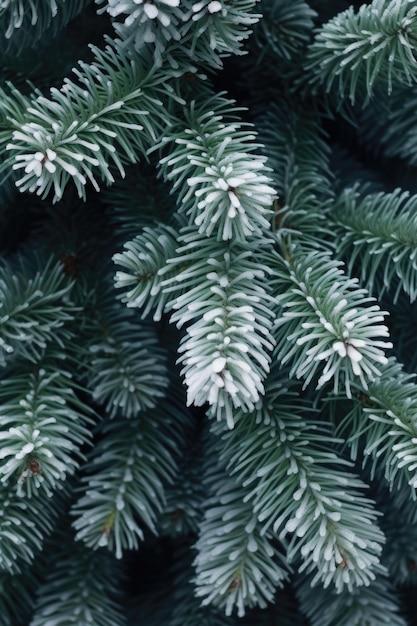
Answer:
[1,1,417,625]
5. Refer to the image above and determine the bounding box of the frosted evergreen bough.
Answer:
[272,246,392,396]
[2,0,417,624]
[194,435,289,617]
[159,229,275,427]
[157,94,276,241]
[215,376,385,591]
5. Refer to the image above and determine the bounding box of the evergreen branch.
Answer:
[0,257,77,366]
[3,38,188,201]
[86,313,169,417]
[100,0,259,68]
[305,0,417,104]
[179,0,260,67]
[96,0,187,66]
[252,0,316,63]
[113,223,179,321]
[359,82,417,166]
[339,358,417,491]
[157,94,275,241]
[256,102,334,240]
[332,186,417,301]
[272,244,392,396]
[216,377,385,591]
[296,570,407,626]
[0,0,90,52]
[99,0,184,65]
[161,228,275,427]
[30,538,127,626]
[0,480,57,573]
[194,437,289,617]
[72,395,185,558]
[0,364,94,496]
[0,82,33,157]
[169,546,238,626]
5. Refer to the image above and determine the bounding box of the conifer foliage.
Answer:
[2,0,417,624]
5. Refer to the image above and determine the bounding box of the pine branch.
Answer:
[216,374,385,591]
[271,243,392,396]
[331,186,417,301]
[157,94,275,242]
[99,0,260,68]
[161,228,275,427]
[30,535,127,626]
[1,38,190,201]
[0,362,94,496]
[72,390,189,558]
[296,570,407,626]
[336,358,417,492]
[113,223,179,321]
[194,434,289,617]
[305,0,417,104]
[0,256,77,366]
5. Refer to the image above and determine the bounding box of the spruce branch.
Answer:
[331,186,417,301]
[72,392,188,558]
[252,0,316,63]
[216,377,385,591]
[179,0,260,67]
[86,312,169,417]
[0,480,57,573]
[0,364,94,496]
[296,570,406,626]
[272,245,392,396]
[113,223,179,321]
[2,38,189,201]
[305,0,417,104]
[99,0,260,68]
[100,0,184,63]
[0,257,77,366]
[157,94,275,242]
[161,228,275,427]
[256,102,334,241]
[0,0,90,52]
[337,358,417,492]
[194,436,289,617]
[30,537,127,626]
